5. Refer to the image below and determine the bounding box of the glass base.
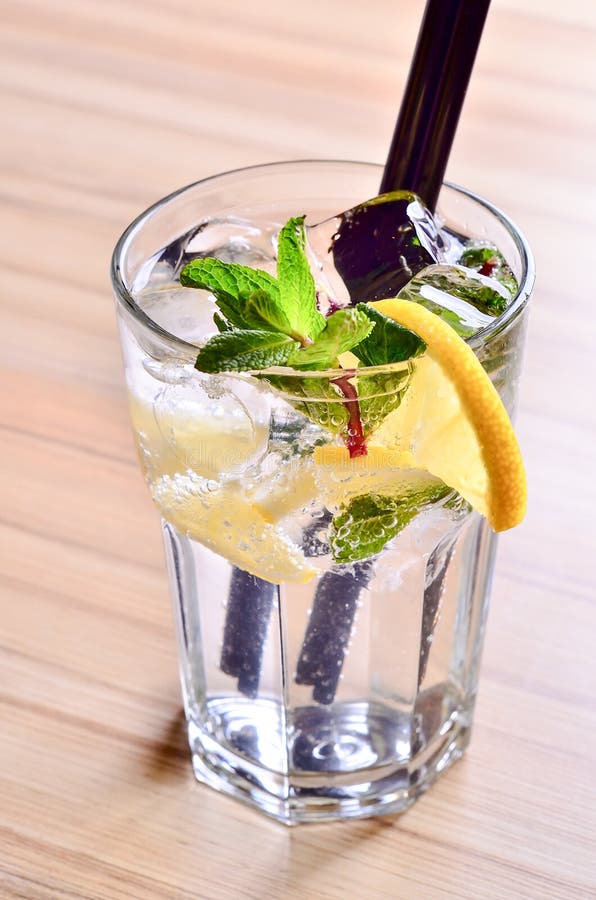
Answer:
[187,685,472,824]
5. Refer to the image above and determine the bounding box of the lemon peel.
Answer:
[365,298,526,532]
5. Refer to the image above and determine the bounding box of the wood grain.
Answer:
[1,0,595,897]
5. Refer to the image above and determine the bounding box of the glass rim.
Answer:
[110,159,536,369]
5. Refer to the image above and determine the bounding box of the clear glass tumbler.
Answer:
[111,161,534,824]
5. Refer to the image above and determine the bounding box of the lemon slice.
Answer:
[364,298,526,532]
[152,474,317,584]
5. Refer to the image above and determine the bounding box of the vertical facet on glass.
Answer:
[112,162,533,824]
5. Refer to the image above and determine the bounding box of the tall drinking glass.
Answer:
[111,161,534,824]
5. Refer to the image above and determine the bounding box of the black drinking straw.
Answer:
[295,561,373,705]
[221,0,491,705]
[296,0,492,705]
[220,568,276,698]
[380,0,491,209]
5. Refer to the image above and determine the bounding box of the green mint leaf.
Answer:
[180,259,284,330]
[213,312,233,333]
[458,242,518,299]
[330,485,451,564]
[194,330,299,373]
[353,304,426,366]
[181,258,279,300]
[241,288,294,334]
[276,216,326,342]
[287,307,374,370]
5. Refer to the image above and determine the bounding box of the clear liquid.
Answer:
[118,213,520,822]
[165,508,493,822]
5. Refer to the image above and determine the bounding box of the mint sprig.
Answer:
[182,217,417,376]
[180,215,426,456]
[330,484,451,563]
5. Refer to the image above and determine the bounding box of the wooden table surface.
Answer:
[2,0,595,897]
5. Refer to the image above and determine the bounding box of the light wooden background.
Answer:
[1,0,595,897]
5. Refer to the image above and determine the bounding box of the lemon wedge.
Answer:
[371,298,526,531]
[152,474,317,584]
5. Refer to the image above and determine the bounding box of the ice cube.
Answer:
[132,216,286,345]
[136,285,218,345]
[152,374,271,480]
[184,216,278,273]
[398,264,508,337]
